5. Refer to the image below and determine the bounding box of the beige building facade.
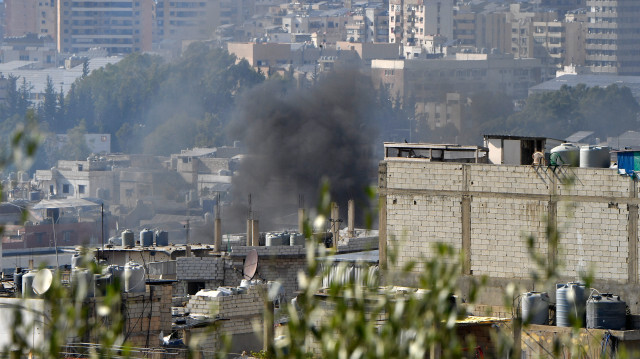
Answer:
[56,0,153,55]
[5,0,57,38]
[389,0,454,51]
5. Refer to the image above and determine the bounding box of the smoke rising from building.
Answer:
[229,70,377,231]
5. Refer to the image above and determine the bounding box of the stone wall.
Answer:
[380,160,638,284]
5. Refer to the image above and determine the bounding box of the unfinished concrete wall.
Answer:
[227,246,307,299]
[176,257,225,281]
[381,161,638,284]
[185,285,265,353]
[123,285,172,348]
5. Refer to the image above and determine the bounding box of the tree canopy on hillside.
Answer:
[506,84,640,139]
[61,43,264,155]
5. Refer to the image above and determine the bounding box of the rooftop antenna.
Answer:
[32,268,53,295]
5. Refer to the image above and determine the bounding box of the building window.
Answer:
[63,184,70,194]
[63,231,73,243]
[49,185,54,194]
[78,185,85,194]
[126,189,134,197]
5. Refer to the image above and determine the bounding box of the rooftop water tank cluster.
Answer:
[549,143,610,168]
[266,231,305,246]
[118,229,169,247]
[70,250,146,295]
[521,283,627,330]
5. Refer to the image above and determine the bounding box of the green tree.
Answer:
[41,75,57,126]
[60,120,92,160]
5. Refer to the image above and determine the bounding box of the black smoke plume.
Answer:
[229,70,377,231]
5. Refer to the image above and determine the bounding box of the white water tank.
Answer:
[124,261,145,293]
[22,271,37,298]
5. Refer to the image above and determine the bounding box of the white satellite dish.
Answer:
[33,268,53,295]
[243,249,258,280]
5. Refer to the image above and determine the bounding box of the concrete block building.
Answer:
[378,142,640,311]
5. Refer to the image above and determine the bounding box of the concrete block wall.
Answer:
[338,235,379,252]
[223,256,306,300]
[176,257,225,281]
[382,160,638,285]
[231,245,306,257]
[123,285,172,348]
[386,193,462,271]
[470,197,548,278]
[557,201,629,281]
[185,286,264,340]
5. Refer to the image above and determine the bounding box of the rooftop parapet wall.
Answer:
[380,160,640,284]
[176,257,225,281]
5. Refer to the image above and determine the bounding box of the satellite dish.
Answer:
[243,249,258,280]
[33,268,53,295]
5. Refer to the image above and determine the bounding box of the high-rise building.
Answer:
[154,0,220,43]
[5,0,56,38]
[389,0,453,49]
[56,0,153,55]
[585,0,640,75]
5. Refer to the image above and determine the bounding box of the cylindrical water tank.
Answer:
[521,292,550,325]
[266,233,285,246]
[22,271,37,298]
[108,236,122,246]
[71,269,95,297]
[551,143,580,167]
[71,253,82,269]
[122,230,135,247]
[579,146,610,168]
[155,230,169,247]
[289,232,305,246]
[106,265,125,289]
[124,261,145,293]
[139,229,154,247]
[587,293,626,330]
[14,269,23,293]
[556,282,587,327]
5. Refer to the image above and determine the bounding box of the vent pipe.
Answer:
[214,201,222,252]
[331,202,340,250]
[348,199,355,238]
[252,219,260,247]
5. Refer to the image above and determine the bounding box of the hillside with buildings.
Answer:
[1,0,640,358]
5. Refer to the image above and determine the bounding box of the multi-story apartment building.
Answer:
[372,53,544,102]
[507,4,558,59]
[585,0,640,75]
[453,5,475,46]
[56,0,153,55]
[389,0,453,50]
[346,5,389,43]
[154,0,219,43]
[5,0,56,38]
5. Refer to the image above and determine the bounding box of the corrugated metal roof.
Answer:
[529,74,640,100]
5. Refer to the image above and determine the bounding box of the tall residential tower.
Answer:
[585,0,640,75]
